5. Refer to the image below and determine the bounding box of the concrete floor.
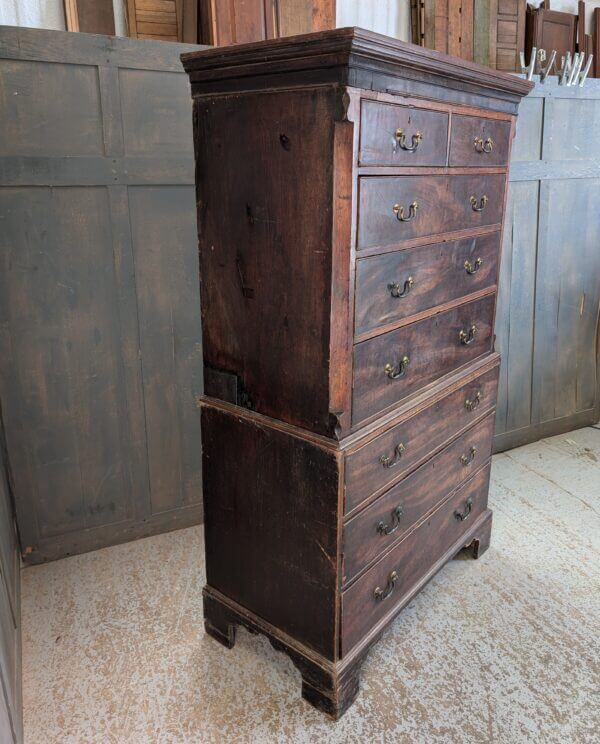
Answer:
[22,426,600,744]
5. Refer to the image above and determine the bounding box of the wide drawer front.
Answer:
[449,114,512,167]
[359,100,449,167]
[352,294,495,426]
[343,413,495,584]
[357,174,505,250]
[345,362,498,514]
[355,232,501,338]
[341,464,491,655]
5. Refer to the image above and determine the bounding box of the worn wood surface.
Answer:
[184,30,530,718]
[449,113,511,165]
[194,87,340,437]
[357,174,506,249]
[0,410,21,743]
[343,413,495,584]
[494,77,600,451]
[354,233,500,338]
[359,99,449,167]
[352,293,496,425]
[341,464,492,654]
[198,0,335,46]
[0,26,206,564]
[345,360,499,514]
[201,404,340,660]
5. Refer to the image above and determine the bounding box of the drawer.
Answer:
[359,100,449,166]
[357,174,505,250]
[449,114,512,167]
[352,294,495,426]
[345,362,498,513]
[343,413,495,583]
[341,464,491,655]
[355,232,501,338]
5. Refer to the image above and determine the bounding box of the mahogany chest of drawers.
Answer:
[182,29,532,718]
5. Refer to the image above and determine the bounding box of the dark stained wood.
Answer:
[359,100,449,166]
[341,464,491,654]
[344,361,499,514]
[203,586,364,720]
[183,29,529,718]
[201,405,339,659]
[352,294,496,425]
[526,7,577,62]
[194,87,341,438]
[449,114,512,166]
[357,174,506,250]
[343,414,495,583]
[355,232,500,338]
[182,27,534,112]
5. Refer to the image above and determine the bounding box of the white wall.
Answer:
[0,0,65,30]
[0,0,128,35]
[336,0,411,42]
[552,0,600,34]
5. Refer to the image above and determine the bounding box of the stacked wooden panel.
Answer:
[413,0,527,71]
[183,28,532,719]
[126,0,181,41]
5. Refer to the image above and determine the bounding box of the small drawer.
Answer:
[341,464,491,655]
[352,294,495,426]
[449,114,512,167]
[343,413,495,584]
[344,362,498,514]
[359,100,449,166]
[357,174,505,250]
[355,233,500,338]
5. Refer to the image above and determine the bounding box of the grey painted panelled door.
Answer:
[494,78,600,451]
[0,410,21,744]
[0,27,207,564]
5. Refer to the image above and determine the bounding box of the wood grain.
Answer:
[341,464,492,654]
[343,414,495,583]
[345,362,499,513]
[357,174,506,250]
[355,233,500,338]
[352,294,496,425]
[359,99,449,167]
[194,87,341,437]
[449,113,511,166]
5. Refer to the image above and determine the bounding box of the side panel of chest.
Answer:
[201,404,341,659]
[194,89,339,436]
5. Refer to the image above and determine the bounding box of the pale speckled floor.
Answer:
[22,426,600,744]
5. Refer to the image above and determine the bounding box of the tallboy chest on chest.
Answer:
[182,28,532,719]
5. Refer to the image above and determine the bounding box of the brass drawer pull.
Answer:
[464,257,483,275]
[393,202,418,222]
[395,128,423,152]
[474,136,494,153]
[377,505,404,536]
[460,446,477,466]
[465,391,481,412]
[459,325,477,345]
[388,277,413,298]
[454,497,473,522]
[379,443,406,469]
[384,355,410,379]
[374,570,398,601]
[470,195,488,212]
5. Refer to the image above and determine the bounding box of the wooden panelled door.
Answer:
[423,0,475,60]
[198,0,336,46]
